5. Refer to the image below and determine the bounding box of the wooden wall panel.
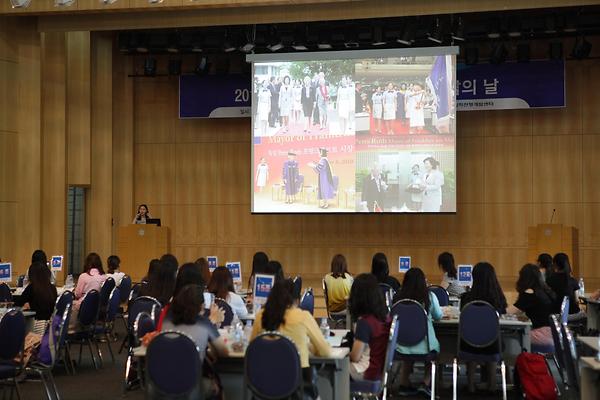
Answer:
[175,143,219,204]
[174,205,218,245]
[134,144,176,205]
[484,136,533,203]
[217,142,251,205]
[0,134,17,202]
[134,79,176,144]
[0,17,17,62]
[40,32,67,270]
[581,60,600,135]
[66,31,91,186]
[0,61,17,133]
[485,109,532,136]
[88,32,113,257]
[484,204,533,247]
[456,137,484,203]
[582,135,600,202]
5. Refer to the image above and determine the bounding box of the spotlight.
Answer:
[10,0,32,7]
[143,58,157,77]
[397,23,415,46]
[166,33,179,53]
[168,59,181,76]
[195,56,209,76]
[148,0,164,3]
[223,42,237,53]
[241,42,255,52]
[517,43,530,63]
[292,43,308,51]
[549,41,563,60]
[490,43,507,64]
[54,0,74,6]
[428,18,444,44]
[267,42,284,52]
[102,0,118,4]
[571,36,591,59]
[371,26,387,46]
[487,19,501,39]
[464,47,479,65]
[451,17,465,42]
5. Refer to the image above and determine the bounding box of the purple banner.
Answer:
[456,60,565,110]
[179,74,251,118]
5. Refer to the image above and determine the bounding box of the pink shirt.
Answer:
[75,268,108,299]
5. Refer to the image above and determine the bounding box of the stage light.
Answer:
[148,0,163,3]
[195,56,209,76]
[143,58,156,77]
[371,26,387,46]
[517,43,530,63]
[549,41,563,60]
[55,0,75,6]
[464,47,479,65]
[490,42,507,64]
[292,44,308,51]
[101,0,118,4]
[428,18,444,44]
[10,0,32,7]
[397,23,415,46]
[241,42,255,52]
[166,34,179,53]
[267,42,284,52]
[451,17,465,42]
[572,36,591,59]
[168,59,181,76]
[223,42,237,53]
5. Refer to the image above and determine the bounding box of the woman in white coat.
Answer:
[420,157,444,212]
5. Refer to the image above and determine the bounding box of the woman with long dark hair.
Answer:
[251,279,331,398]
[393,268,442,397]
[371,252,400,291]
[546,253,583,318]
[139,258,177,306]
[323,254,353,312]
[208,267,247,319]
[14,262,57,320]
[74,252,107,300]
[347,274,390,383]
[106,255,125,286]
[247,251,269,290]
[437,251,465,296]
[507,264,555,348]
[536,253,552,280]
[132,204,151,224]
[195,257,212,286]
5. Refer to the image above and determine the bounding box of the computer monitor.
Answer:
[146,218,161,227]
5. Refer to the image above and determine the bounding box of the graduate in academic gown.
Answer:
[309,148,335,209]
[282,152,300,204]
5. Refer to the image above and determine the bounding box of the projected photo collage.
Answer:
[252,53,456,213]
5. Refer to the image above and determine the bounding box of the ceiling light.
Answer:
[267,42,284,52]
[55,0,75,6]
[292,44,308,51]
[397,24,415,46]
[102,0,118,4]
[571,36,591,59]
[451,17,465,42]
[317,43,333,50]
[427,18,443,44]
[144,58,157,77]
[241,42,255,52]
[10,0,32,7]
[223,42,237,53]
[371,26,386,46]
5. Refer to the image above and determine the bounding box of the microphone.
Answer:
[550,209,556,224]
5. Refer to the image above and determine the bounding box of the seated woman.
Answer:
[195,257,212,286]
[507,264,555,349]
[160,283,228,397]
[139,258,177,306]
[460,262,507,393]
[207,266,248,319]
[347,274,390,383]
[264,260,285,282]
[14,262,58,321]
[546,253,585,321]
[75,253,108,301]
[437,251,465,297]
[393,268,442,397]
[536,253,553,281]
[371,252,401,292]
[323,254,353,313]
[251,279,331,399]
[106,255,125,286]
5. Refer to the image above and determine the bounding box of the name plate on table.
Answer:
[0,263,11,282]
[458,264,473,286]
[399,256,411,273]
[253,274,275,307]
[226,262,242,283]
[207,256,218,273]
[51,256,63,272]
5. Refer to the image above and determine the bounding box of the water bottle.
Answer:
[23,275,29,287]
[578,277,585,298]
[65,274,74,289]
[320,318,330,339]
[50,271,56,285]
[243,320,253,348]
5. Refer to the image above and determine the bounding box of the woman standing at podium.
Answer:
[132,204,151,224]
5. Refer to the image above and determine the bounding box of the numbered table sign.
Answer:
[253,274,275,307]
[207,256,218,273]
[226,262,242,283]
[0,263,12,282]
[399,256,411,273]
[458,265,473,286]
[51,256,63,272]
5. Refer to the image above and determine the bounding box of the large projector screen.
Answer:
[248,47,458,213]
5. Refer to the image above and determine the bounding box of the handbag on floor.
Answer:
[514,351,558,400]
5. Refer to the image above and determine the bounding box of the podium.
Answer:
[117,225,170,282]
[528,224,578,276]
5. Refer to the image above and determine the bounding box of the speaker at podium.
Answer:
[528,223,578,276]
[117,224,171,282]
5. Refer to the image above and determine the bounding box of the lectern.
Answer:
[117,225,170,282]
[527,224,578,276]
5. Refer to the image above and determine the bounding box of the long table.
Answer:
[582,297,600,331]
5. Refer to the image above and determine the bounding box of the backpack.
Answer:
[514,351,558,400]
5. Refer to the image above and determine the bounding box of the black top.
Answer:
[460,291,507,315]
[546,273,580,314]
[382,276,401,292]
[14,284,58,320]
[514,290,554,329]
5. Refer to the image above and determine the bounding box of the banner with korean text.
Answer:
[456,60,565,111]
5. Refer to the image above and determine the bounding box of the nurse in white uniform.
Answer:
[420,156,444,212]
[278,76,294,133]
[256,81,271,136]
[371,86,383,134]
[382,82,397,135]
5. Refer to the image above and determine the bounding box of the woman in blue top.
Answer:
[393,268,442,397]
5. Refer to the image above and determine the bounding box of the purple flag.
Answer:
[428,55,449,119]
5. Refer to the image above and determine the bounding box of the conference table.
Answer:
[134,329,350,400]
[581,295,600,331]
[578,336,600,400]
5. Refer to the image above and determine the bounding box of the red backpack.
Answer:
[514,351,558,400]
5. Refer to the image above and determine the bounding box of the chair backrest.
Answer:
[428,285,450,307]
[99,277,116,309]
[78,289,100,327]
[299,288,315,315]
[292,276,302,298]
[381,315,399,393]
[0,283,12,302]
[213,298,234,328]
[561,324,580,391]
[105,287,122,323]
[391,299,429,349]
[549,314,566,372]
[379,283,395,308]
[43,302,72,366]
[129,283,143,302]
[245,332,303,399]
[118,275,132,303]
[54,290,74,317]
[560,296,569,325]
[127,295,161,329]
[134,311,156,345]
[459,300,501,352]
[17,275,25,288]
[146,331,202,399]
[0,309,25,361]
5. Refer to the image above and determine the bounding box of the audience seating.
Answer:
[299,287,315,315]
[292,276,302,298]
[560,323,580,394]
[560,296,569,325]
[68,290,101,370]
[244,332,303,400]
[213,298,234,328]
[378,283,395,309]
[0,309,26,399]
[321,279,347,328]
[95,287,121,364]
[428,285,450,307]
[350,315,399,399]
[548,314,567,387]
[98,278,116,322]
[145,331,202,400]
[452,300,507,400]
[391,299,438,400]
[0,283,12,302]
[53,291,75,375]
